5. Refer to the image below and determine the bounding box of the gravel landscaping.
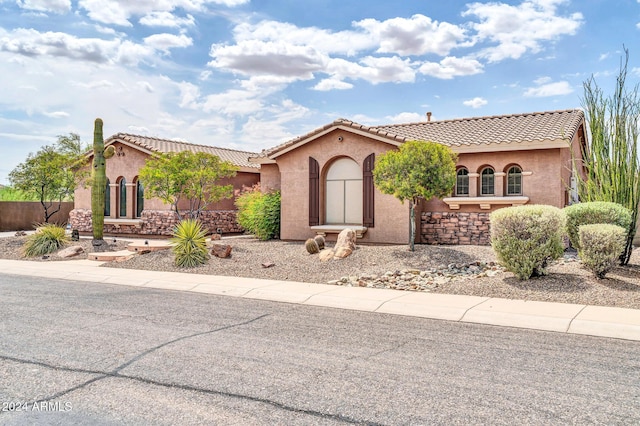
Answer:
[1,234,640,309]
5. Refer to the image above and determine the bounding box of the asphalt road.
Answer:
[1,274,639,425]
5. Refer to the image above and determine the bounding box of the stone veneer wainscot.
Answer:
[69,209,243,236]
[421,212,491,245]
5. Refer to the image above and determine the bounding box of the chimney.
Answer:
[426,112,432,122]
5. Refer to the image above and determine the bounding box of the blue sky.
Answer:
[1,0,639,184]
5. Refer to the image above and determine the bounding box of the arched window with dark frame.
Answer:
[104,179,111,217]
[118,177,127,218]
[135,177,144,218]
[480,167,495,196]
[506,165,522,195]
[455,167,469,196]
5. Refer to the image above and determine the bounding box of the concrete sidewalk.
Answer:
[1,258,639,341]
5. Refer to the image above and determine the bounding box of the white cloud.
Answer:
[419,56,484,79]
[323,56,415,86]
[355,14,470,56]
[533,76,552,84]
[144,33,193,53]
[463,0,583,62]
[17,0,71,14]
[78,0,249,26]
[524,80,573,97]
[233,20,374,56]
[209,40,326,79]
[385,112,424,123]
[42,110,70,118]
[0,28,156,66]
[463,97,488,108]
[139,12,195,28]
[312,78,354,91]
[202,89,264,116]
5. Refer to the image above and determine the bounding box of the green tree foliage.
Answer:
[235,185,281,240]
[9,133,88,223]
[0,186,40,201]
[578,48,640,265]
[139,151,238,220]
[373,140,457,251]
[490,205,566,280]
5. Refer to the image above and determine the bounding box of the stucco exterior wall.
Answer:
[275,129,409,244]
[259,163,281,192]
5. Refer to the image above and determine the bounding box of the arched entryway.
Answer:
[325,157,363,225]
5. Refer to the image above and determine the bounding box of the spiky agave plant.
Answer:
[22,223,69,257]
[170,219,209,268]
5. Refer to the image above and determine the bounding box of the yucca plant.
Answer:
[170,219,209,268]
[22,223,69,257]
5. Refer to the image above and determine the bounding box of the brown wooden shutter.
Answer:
[363,153,375,227]
[309,157,320,226]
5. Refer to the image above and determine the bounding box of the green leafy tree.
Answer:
[373,140,457,251]
[139,151,238,220]
[577,48,640,265]
[8,134,88,223]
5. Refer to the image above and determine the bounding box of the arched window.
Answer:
[480,167,495,196]
[135,178,144,218]
[104,179,111,217]
[325,157,362,225]
[456,168,469,196]
[118,177,127,218]
[506,166,522,195]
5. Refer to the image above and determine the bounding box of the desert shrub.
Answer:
[235,185,280,240]
[564,202,632,249]
[22,223,69,257]
[170,219,209,268]
[490,205,566,280]
[578,224,626,278]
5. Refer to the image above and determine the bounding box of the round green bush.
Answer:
[578,224,626,278]
[564,202,632,250]
[490,205,566,280]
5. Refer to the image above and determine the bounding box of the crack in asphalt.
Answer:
[0,313,384,425]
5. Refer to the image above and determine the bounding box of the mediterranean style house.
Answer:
[70,133,259,236]
[251,109,587,245]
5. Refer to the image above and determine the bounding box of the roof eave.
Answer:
[268,124,403,159]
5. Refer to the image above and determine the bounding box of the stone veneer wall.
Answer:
[69,209,243,236]
[420,212,491,245]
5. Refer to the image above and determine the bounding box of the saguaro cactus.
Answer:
[90,118,115,247]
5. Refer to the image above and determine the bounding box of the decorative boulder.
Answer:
[210,233,222,241]
[333,228,356,259]
[57,245,84,258]
[333,246,353,259]
[335,228,356,251]
[211,243,232,258]
[319,249,335,262]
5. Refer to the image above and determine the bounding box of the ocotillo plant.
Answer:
[90,118,115,247]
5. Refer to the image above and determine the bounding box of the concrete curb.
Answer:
[1,258,639,341]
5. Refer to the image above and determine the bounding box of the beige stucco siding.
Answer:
[275,129,409,244]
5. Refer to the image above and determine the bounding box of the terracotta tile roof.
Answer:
[106,133,259,169]
[260,109,585,158]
